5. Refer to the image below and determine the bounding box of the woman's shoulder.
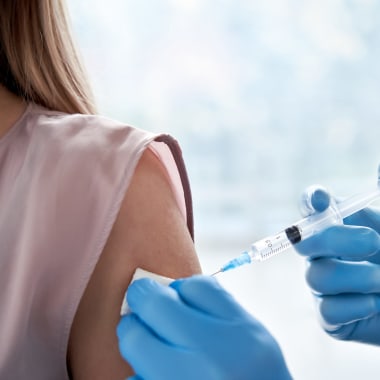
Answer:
[24,102,163,220]
[28,102,156,149]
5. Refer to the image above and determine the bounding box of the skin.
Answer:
[0,86,202,379]
[0,84,27,138]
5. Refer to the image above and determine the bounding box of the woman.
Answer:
[0,1,291,379]
[0,1,201,378]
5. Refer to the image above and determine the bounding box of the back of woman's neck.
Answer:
[0,85,27,139]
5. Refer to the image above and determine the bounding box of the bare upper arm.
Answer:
[67,147,202,379]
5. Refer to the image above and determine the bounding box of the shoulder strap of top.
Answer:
[154,134,194,241]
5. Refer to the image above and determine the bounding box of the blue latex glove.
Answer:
[117,275,292,380]
[295,185,380,344]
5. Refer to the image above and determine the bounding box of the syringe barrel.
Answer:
[249,230,293,261]
[247,209,343,262]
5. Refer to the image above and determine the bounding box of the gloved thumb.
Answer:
[299,185,331,217]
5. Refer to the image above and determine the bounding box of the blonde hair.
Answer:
[0,0,97,114]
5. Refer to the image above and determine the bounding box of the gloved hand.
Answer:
[117,275,292,380]
[295,185,380,344]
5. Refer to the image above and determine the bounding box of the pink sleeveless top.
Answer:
[0,103,194,379]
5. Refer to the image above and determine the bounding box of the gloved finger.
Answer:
[118,313,215,380]
[316,294,380,327]
[324,315,380,343]
[117,313,176,380]
[344,207,380,234]
[299,185,331,217]
[127,376,143,380]
[126,278,221,347]
[295,225,380,260]
[169,275,250,320]
[306,258,380,295]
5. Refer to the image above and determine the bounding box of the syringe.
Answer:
[212,176,380,276]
